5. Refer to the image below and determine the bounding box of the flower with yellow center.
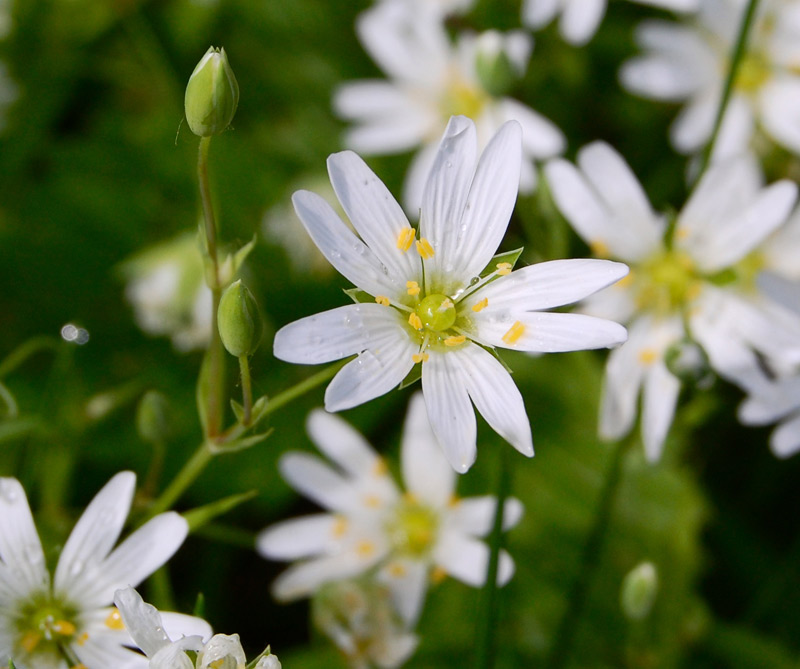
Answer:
[274,116,629,472]
[0,473,210,669]
[257,394,524,626]
[546,141,800,461]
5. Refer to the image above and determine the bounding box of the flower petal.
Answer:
[0,477,48,599]
[379,557,429,625]
[771,413,800,458]
[113,587,171,656]
[256,514,339,560]
[499,98,565,157]
[434,533,514,586]
[307,409,382,478]
[641,361,681,462]
[278,452,358,513]
[739,375,800,424]
[560,0,606,46]
[448,495,524,536]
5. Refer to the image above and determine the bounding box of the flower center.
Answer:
[16,596,80,660]
[442,74,488,122]
[386,496,439,558]
[735,52,770,94]
[635,250,701,314]
[416,294,457,332]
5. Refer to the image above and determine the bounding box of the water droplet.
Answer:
[445,161,452,168]
[469,276,480,286]
[330,250,342,260]
[69,560,84,577]
[0,480,18,503]
[354,244,366,255]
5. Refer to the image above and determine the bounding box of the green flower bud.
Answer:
[184,46,239,137]
[135,390,171,444]
[475,30,528,97]
[620,561,659,621]
[664,337,713,389]
[218,280,262,357]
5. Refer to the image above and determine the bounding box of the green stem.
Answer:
[0,336,59,379]
[239,354,253,426]
[198,135,226,438]
[548,435,633,669]
[694,0,761,182]
[474,445,513,669]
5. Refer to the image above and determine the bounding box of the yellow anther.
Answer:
[496,262,512,276]
[406,280,420,296]
[356,540,375,558]
[72,665,88,669]
[21,630,41,652]
[388,562,407,578]
[53,620,77,636]
[472,298,489,312]
[408,313,423,330]
[412,352,429,364]
[77,632,90,646]
[331,515,348,538]
[675,227,689,240]
[443,335,466,346]
[617,271,634,288]
[104,608,125,630]
[431,566,448,584]
[364,494,382,508]
[590,240,610,257]
[448,494,461,507]
[441,298,454,310]
[396,227,415,252]
[416,238,435,259]
[686,282,702,301]
[638,349,658,365]
[210,660,225,669]
[403,492,418,503]
[501,321,525,346]
[375,295,390,306]
[372,458,388,476]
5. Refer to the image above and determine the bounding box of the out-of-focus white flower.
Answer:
[546,142,800,461]
[258,393,524,627]
[121,233,212,352]
[334,1,564,213]
[273,116,628,472]
[620,0,800,160]
[739,372,800,458]
[312,579,417,669]
[0,472,207,668]
[522,0,697,47]
[376,0,474,18]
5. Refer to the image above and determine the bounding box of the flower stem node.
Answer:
[620,561,659,621]
[135,390,171,444]
[184,46,239,137]
[218,280,262,358]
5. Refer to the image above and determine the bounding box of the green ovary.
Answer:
[15,596,79,659]
[442,77,488,121]
[735,53,770,94]
[387,498,439,558]
[636,250,701,314]
[416,294,457,332]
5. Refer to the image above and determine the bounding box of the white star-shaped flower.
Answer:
[334,1,565,212]
[273,116,629,472]
[258,394,524,626]
[546,141,800,460]
[0,472,209,668]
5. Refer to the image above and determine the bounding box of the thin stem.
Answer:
[257,361,345,419]
[198,135,226,438]
[0,336,59,379]
[474,445,513,669]
[239,354,253,426]
[694,0,761,183]
[547,435,633,669]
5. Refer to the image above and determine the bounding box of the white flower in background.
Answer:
[0,472,208,668]
[376,0,475,18]
[273,116,628,472]
[121,232,212,352]
[739,372,800,458]
[546,142,800,461]
[258,394,524,627]
[522,0,698,47]
[334,0,564,213]
[114,588,281,669]
[620,0,800,159]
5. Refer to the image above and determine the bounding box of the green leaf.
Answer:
[479,247,524,279]
[230,398,244,423]
[0,417,46,445]
[193,592,206,619]
[0,381,18,418]
[211,429,274,454]
[183,489,258,532]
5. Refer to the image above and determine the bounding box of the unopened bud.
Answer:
[255,655,282,669]
[218,280,262,357]
[664,338,713,389]
[620,561,659,621]
[135,390,171,444]
[197,634,246,669]
[185,46,239,137]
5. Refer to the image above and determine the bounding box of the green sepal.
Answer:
[231,395,269,426]
[230,398,244,423]
[210,429,273,454]
[193,592,206,619]
[479,247,524,278]
[220,235,257,286]
[398,363,422,390]
[246,647,274,669]
[182,489,258,532]
[9,660,17,668]
[344,287,375,304]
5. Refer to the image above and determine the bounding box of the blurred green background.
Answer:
[1,0,799,666]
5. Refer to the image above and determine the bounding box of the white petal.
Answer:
[292,190,405,298]
[453,345,534,457]
[278,452,357,513]
[771,413,800,458]
[379,557,429,625]
[402,142,439,216]
[641,361,681,462]
[434,533,514,586]
[522,0,559,29]
[448,495,524,536]
[272,550,384,602]
[739,376,800,424]
[421,351,477,473]
[159,612,213,646]
[499,98,565,157]
[113,587,171,656]
[72,632,150,668]
[400,392,457,507]
[307,409,382,478]
[670,92,717,154]
[0,478,48,599]
[256,514,339,560]
[327,151,420,282]
[560,0,606,46]
[759,77,800,154]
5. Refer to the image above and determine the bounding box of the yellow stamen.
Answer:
[472,298,489,312]
[356,540,375,558]
[406,280,420,296]
[412,352,429,364]
[403,491,418,503]
[408,313,423,330]
[372,458,388,476]
[443,335,466,346]
[431,566,448,584]
[72,665,88,669]
[686,282,702,301]
[617,271,634,288]
[77,632,89,646]
[416,238,435,259]
[53,620,77,636]
[448,494,460,507]
[675,227,689,240]
[105,608,125,630]
[441,298,454,310]
[590,240,609,257]
[21,630,41,652]
[375,295,390,306]
[638,349,657,366]
[496,262,512,276]
[332,515,348,538]
[388,562,407,578]
[364,494,381,508]
[501,321,525,346]
[397,227,415,252]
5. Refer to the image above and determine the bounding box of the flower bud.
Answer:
[664,338,713,389]
[196,634,246,669]
[218,280,262,357]
[135,390,171,444]
[185,47,239,137]
[255,655,282,669]
[620,561,659,621]
[475,30,530,97]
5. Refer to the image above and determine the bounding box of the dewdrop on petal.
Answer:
[620,561,659,621]
[218,280,262,357]
[185,46,239,137]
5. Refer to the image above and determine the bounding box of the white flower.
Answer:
[546,142,800,461]
[121,233,212,352]
[739,372,800,458]
[522,0,698,47]
[258,393,525,626]
[273,116,628,472]
[620,0,800,159]
[375,0,475,18]
[0,472,208,668]
[334,1,564,212]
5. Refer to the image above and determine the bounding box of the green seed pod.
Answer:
[218,280,262,357]
[620,561,659,621]
[135,390,171,444]
[184,46,239,137]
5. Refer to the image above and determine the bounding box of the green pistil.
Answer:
[416,294,457,332]
[636,250,700,314]
[387,497,439,558]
